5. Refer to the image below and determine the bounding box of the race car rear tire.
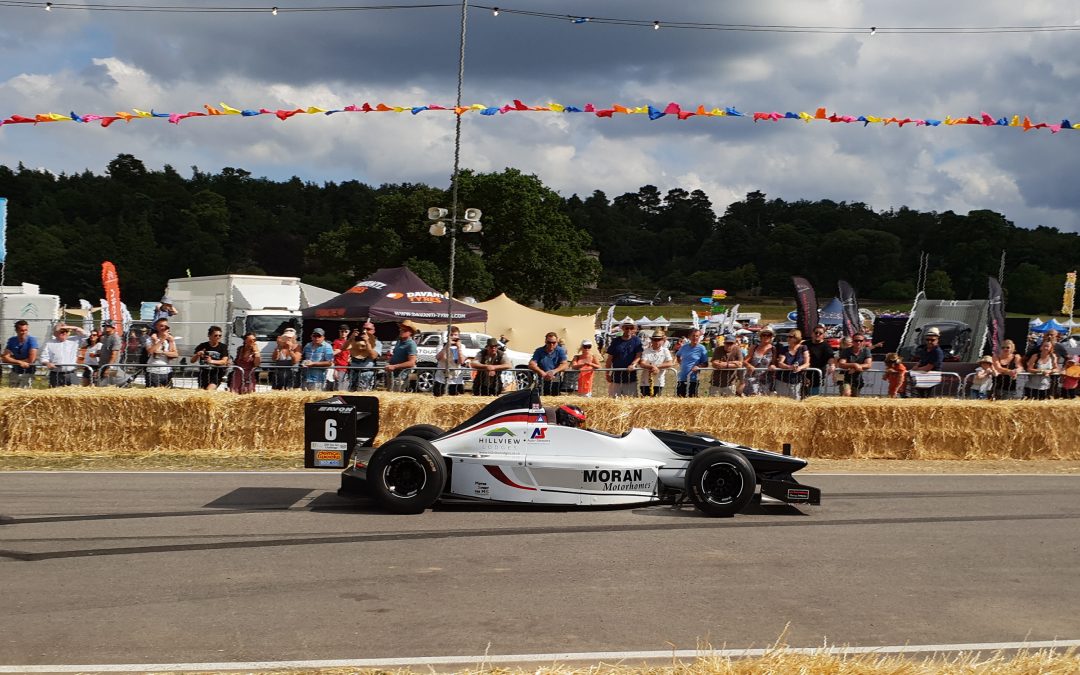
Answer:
[685,448,756,517]
[399,424,445,441]
[368,436,446,514]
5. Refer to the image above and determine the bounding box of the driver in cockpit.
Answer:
[553,403,586,428]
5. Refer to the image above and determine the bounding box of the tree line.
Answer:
[0,154,1076,314]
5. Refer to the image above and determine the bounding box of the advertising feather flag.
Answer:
[101,261,124,332]
[792,276,819,340]
[1062,272,1076,318]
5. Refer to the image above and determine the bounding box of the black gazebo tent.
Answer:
[301,267,487,339]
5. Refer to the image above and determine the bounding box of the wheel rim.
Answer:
[382,456,428,498]
[698,461,743,505]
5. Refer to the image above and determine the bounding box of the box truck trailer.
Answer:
[165,274,306,362]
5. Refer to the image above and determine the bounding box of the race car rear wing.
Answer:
[303,395,379,469]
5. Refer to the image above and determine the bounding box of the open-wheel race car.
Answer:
[304,388,821,517]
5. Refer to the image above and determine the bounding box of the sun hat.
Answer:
[581,339,593,346]
[398,319,419,333]
[979,355,993,364]
[924,326,941,337]
[485,337,500,347]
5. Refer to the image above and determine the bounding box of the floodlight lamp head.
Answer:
[429,222,448,236]
[462,222,483,234]
[463,207,482,222]
[427,207,449,220]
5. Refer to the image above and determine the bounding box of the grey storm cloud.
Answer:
[1,0,1079,231]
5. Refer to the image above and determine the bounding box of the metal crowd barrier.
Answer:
[244,364,539,394]
[810,366,964,399]
[0,363,94,388]
[960,371,1068,400]
[10,361,1068,401]
[87,363,246,390]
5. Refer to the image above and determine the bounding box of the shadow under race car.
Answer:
[309,389,821,517]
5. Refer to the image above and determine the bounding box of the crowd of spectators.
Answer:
[584,321,1079,401]
[2,316,1078,400]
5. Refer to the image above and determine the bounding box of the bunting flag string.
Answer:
[1,101,1076,134]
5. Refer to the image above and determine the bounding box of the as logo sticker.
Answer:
[531,427,547,440]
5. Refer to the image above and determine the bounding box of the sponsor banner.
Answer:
[791,276,819,339]
[987,276,1006,355]
[1062,271,1076,317]
[347,280,387,294]
[101,261,124,332]
[389,310,470,319]
[837,280,862,338]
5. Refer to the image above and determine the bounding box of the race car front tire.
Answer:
[398,424,445,441]
[686,448,756,517]
[368,436,447,514]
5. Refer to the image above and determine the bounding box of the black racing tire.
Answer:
[685,448,756,517]
[399,424,445,441]
[368,436,446,514]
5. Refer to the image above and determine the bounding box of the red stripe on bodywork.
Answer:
[484,465,537,491]
[442,412,535,440]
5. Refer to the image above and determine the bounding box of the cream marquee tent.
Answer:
[457,293,597,352]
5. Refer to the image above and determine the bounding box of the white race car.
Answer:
[306,389,821,517]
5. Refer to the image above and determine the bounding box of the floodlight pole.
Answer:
[447,0,468,345]
[445,0,468,386]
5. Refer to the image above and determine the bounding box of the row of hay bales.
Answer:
[1,388,1078,461]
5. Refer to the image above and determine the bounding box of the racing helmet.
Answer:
[555,404,586,428]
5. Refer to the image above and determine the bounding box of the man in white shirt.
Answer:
[39,322,86,387]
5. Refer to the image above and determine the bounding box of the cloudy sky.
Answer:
[1,0,1079,232]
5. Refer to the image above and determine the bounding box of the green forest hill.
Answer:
[1,154,1076,315]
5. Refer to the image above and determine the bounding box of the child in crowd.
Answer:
[883,352,907,398]
[1063,355,1080,400]
[970,355,995,400]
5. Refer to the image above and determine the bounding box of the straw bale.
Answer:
[1,389,1078,461]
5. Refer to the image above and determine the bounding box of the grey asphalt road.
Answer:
[1,471,1078,668]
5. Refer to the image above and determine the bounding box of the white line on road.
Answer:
[3,639,1079,672]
